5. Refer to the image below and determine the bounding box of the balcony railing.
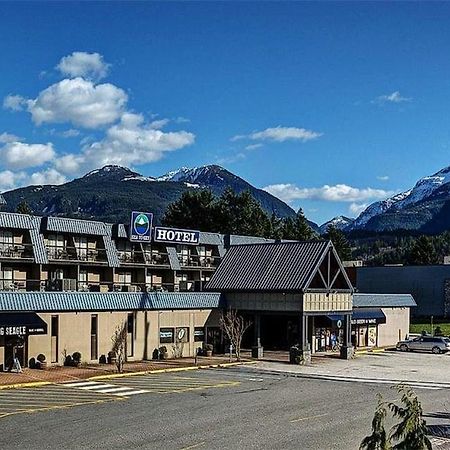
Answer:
[0,243,34,259]
[177,254,221,268]
[0,279,205,293]
[47,246,108,263]
[117,250,170,266]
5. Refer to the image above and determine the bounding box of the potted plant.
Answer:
[37,353,47,370]
[72,352,82,367]
[204,344,213,357]
[159,346,168,360]
[64,355,73,366]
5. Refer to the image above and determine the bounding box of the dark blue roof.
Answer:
[353,293,416,308]
[0,291,224,312]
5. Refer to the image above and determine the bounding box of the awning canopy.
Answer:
[352,308,386,325]
[326,308,386,326]
[0,313,47,336]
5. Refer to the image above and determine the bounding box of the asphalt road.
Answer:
[0,367,448,450]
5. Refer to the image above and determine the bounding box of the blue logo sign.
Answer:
[130,212,153,242]
[153,226,200,245]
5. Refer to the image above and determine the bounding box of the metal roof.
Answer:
[167,246,181,270]
[0,291,223,312]
[0,212,34,229]
[353,293,416,308]
[199,232,224,246]
[206,240,331,292]
[0,195,6,206]
[44,217,108,236]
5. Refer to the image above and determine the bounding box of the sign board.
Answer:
[0,325,46,336]
[153,226,200,245]
[130,212,153,242]
[351,318,378,325]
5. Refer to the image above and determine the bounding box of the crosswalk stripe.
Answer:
[63,381,99,387]
[79,384,116,391]
[120,389,149,396]
[95,387,140,394]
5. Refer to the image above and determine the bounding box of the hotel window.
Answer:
[0,230,13,255]
[127,313,134,357]
[91,315,98,361]
[1,267,13,290]
[48,234,65,259]
[160,328,174,344]
[118,272,132,285]
[117,240,133,262]
[51,315,59,363]
[78,270,88,291]
[197,246,206,266]
[74,236,88,261]
[177,245,189,266]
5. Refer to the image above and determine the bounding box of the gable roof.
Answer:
[206,240,350,292]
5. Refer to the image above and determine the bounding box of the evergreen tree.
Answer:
[388,386,432,450]
[281,209,316,241]
[268,213,284,240]
[162,189,219,232]
[216,188,271,237]
[360,395,392,450]
[15,201,32,215]
[409,236,438,265]
[325,224,352,261]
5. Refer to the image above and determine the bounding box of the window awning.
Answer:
[0,313,48,336]
[352,308,386,325]
[326,314,344,322]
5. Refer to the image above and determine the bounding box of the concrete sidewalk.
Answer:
[251,350,450,385]
[0,356,250,388]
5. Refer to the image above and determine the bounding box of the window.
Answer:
[48,234,65,259]
[51,315,59,363]
[118,272,132,285]
[0,230,13,255]
[194,327,205,342]
[127,313,134,357]
[1,267,13,289]
[177,245,189,266]
[91,315,98,360]
[160,328,174,344]
[74,236,88,260]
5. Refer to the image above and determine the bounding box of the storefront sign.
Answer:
[153,227,200,245]
[130,212,153,242]
[0,326,26,336]
[351,318,378,325]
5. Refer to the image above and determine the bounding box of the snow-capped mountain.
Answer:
[319,216,354,234]
[350,165,450,233]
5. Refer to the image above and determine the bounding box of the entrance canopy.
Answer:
[326,308,386,325]
[0,313,47,336]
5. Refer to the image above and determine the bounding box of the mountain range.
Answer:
[346,165,450,234]
[1,165,305,227]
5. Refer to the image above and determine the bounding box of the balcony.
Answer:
[0,243,34,260]
[47,246,108,263]
[178,254,221,269]
[118,250,170,266]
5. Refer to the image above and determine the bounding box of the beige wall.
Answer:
[377,307,410,347]
[304,293,352,313]
[2,309,220,368]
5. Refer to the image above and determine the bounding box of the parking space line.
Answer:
[290,413,328,423]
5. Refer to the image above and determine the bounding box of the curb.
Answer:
[88,360,257,381]
[0,381,52,390]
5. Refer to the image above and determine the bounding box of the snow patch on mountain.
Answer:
[319,216,354,234]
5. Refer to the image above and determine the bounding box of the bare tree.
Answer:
[111,322,127,373]
[219,309,252,361]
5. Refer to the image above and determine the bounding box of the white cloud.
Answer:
[26,77,127,128]
[3,94,27,111]
[263,183,393,204]
[349,202,369,216]
[232,126,322,143]
[0,170,26,192]
[30,168,67,185]
[0,132,20,143]
[149,118,170,129]
[374,91,412,104]
[56,51,110,80]
[377,175,389,181]
[54,112,195,173]
[174,116,190,123]
[1,141,55,170]
[245,143,263,150]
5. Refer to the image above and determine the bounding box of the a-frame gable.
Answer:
[303,242,354,293]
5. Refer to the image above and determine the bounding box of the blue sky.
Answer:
[1,2,450,225]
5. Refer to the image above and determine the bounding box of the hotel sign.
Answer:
[153,227,200,245]
[130,212,153,242]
